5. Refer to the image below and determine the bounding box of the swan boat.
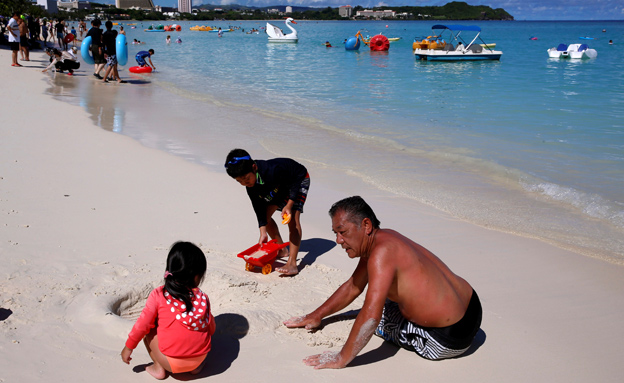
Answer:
[547,43,597,59]
[266,18,298,43]
[414,24,502,61]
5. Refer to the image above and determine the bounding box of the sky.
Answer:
[127,0,624,20]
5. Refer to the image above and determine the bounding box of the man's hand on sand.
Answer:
[283,314,321,330]
[303,351,346,369]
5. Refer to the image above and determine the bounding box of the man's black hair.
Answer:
[329,196,381,229]
[224,148,254,178]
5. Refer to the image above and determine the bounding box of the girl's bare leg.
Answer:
[143,327,172,380]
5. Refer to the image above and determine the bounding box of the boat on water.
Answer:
[190,25,213,31]
[266,18,298,43]
[547,43,597,59]
[413,25,502,61]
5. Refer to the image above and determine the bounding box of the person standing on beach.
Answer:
[54,19,66,50]
[86,19,105,79]
[224,149,310,276]
[101,21,125,83]
[41,20,48,46]
[285,196,482,368]
[17,17,30,62]
[7,13,21,67]
[78,20,86,40]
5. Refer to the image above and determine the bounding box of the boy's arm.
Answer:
[148,57,155,69]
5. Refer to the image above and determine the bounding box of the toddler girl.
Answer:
[121,242,216,379]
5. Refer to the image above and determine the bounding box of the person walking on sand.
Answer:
[101,21,126,83]
[224,149,310,276]
[86,19,105,79]
[121,242,216,380]
[285,196,483,368]
[7,13,21,67]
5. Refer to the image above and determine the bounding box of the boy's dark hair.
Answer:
[224,148,254,178]
[148,49,154,54]
[105,20,112,30]
[329,196,381,229]
[164,242,207,314]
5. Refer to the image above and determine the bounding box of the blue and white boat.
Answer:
[413,24,502,61]
[547,43,597,59]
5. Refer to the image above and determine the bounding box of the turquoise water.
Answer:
[55,20,624,263]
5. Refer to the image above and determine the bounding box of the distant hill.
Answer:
[195,2,514,20]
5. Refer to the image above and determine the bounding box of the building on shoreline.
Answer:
[115,0,155,10]
[38,0,59,13]
[178,0,191,14]
[355,9,396,19]
[57,0,91,10]
[339,5,352,18]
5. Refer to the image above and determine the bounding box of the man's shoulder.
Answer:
[370,230,409,260]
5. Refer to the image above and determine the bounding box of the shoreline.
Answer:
[46,34,624,265]
[2,48,624,382]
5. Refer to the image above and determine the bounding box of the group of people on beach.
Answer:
[120,149,483,378]
[5,15,156,83]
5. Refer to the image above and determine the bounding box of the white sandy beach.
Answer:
[1,48,624,382]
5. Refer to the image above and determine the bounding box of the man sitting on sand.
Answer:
[224,149,310,276]
[284,196,482,368]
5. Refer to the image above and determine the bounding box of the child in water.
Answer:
[121,242,216,379]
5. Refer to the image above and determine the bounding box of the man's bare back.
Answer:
[369,229,473,328]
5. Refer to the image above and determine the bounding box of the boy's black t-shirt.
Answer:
[246,158,308,227]
[86,27,102,45]
[102,29,118,55]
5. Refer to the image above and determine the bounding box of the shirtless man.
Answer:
[284,196,482,368]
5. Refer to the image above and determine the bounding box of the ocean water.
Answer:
[50,20,624,263]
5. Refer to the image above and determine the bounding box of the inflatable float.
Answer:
[81,35,94,65]
[63,33,74,44]
[116,34,128,66]
[345,36,361,51]
[129,66,152,74]
[369,35,390,51]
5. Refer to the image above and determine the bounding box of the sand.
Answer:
[1,47,624,382]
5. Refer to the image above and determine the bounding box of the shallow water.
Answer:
[50,20,624,263]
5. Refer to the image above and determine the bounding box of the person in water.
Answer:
[135,49,155,70]
[324,41,332,47]
[224,149,310,276]
[285,196,482,368]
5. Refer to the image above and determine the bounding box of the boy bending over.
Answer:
[225,149,310,276]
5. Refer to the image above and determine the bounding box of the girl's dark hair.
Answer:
[164,242,207,313]
[224,148,255,178]
[329,196,381,229]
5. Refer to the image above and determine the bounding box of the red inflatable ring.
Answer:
[370,35,390,51]
[129,66,153,74]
